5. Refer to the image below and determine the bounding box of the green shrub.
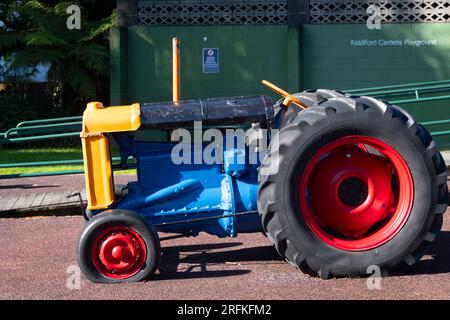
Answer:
[0,90,43,132]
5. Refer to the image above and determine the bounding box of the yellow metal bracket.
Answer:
[81,102,141,211]
[261,80,308,110]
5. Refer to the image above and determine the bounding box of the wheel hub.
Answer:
[308,146,395,238]
[299,136,414,251]
[92,226,147,279]
[337,176,368,207]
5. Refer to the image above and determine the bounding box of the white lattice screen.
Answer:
[137,1,288,26]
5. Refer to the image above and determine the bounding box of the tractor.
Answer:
[77,39,448,283]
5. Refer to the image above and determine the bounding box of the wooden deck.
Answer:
[0,190,86,217]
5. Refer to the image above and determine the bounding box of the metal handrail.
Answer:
[0,115,118,179]
[345,79,450,94]
[16,116,82,128]
[2,79,450,179]
[0,163,137,179]
[0,157,135,169]
[4,121,82,139]
[346,79,450,107]
[422,119,450,126]
[391,94,450,105]
[354,84,450,98]
[2,132,81,143]
[346,80,450,133]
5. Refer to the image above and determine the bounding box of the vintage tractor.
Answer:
[77,39,448,283]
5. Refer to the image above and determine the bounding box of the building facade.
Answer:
[111,0,450,137]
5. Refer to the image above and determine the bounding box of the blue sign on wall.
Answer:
[202,48,219,73]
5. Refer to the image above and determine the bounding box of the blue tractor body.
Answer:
[87,95,277,238]
[112,140,261,238]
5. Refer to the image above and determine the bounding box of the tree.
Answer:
[0,0,117,115]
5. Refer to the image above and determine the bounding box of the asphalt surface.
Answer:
[1,175,450,299]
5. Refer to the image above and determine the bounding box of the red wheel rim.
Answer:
[91,226,147,279]
[298,135,413,251]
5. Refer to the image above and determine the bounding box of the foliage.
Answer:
[0,89,42,131]
[0,0,117,114]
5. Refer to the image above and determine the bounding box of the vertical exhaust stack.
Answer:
[172,37,180,105]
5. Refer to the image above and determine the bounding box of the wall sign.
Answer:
[202,48,219,73]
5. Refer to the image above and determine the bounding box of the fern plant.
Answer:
[0,0,117,114]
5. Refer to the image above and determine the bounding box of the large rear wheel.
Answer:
[258,93,448,278]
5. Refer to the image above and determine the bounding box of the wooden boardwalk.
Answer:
[0,190,86,217]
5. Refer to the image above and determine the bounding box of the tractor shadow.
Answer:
[389,231,450,277]
[154,230,450,280]
[155,241,282,280]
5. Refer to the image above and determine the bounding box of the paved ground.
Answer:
[1,174,450,299]
[0,214,450,299]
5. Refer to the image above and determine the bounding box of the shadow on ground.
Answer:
[155,230,450,280]
[390,231,450,277]
[156,241,281,280]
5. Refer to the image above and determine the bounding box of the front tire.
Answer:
[77,210,161,283]
[258,94,448,278]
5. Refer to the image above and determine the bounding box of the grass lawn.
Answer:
[0,148,136,176]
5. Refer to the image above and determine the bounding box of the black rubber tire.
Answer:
[258,94,448,279]
[274,89,347,127]
[77,209,161,283]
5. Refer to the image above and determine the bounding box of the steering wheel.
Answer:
[261,80,307,110]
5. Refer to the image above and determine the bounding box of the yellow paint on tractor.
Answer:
[172,37,181,105]
[81,101,141,210]
[261,80,308,109]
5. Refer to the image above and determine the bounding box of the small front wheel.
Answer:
[77,210,160,283]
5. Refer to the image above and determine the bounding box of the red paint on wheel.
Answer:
[298,136,414,251]
[91,226,147,279]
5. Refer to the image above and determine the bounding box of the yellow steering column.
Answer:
[81,102,141,210]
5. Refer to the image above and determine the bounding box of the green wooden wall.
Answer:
[300,23,450,146]
[110,22,450,146]
[110,25,299,104]
[301,23,450,90]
